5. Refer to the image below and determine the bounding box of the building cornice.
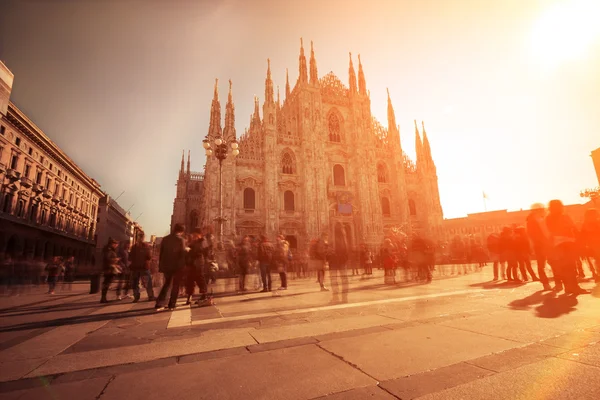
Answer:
[5,102,103,196]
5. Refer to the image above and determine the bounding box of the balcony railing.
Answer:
[20,176,33,188]
[32,183,44,193]
[6,169,20,181]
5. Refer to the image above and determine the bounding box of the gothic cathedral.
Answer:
[171,40,443,250]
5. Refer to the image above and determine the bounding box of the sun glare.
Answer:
[529,0,600,70]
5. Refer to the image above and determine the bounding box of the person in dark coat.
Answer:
[101,238,121,303]
[129,231,154,302]
[526,203,553,290]
[545,200,588,295]
[155,223,187,310]
[184,228,208,304]
[514,226,538,282]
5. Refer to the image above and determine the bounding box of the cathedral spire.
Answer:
[415,120,423,165]
[299,38,308,84]
[180,150,185,174]
[348,52,357,94]
[309,40,318,85]
[277,85,281,109]
[285,68,291,100]
[358,54,367,96]
[208,78,222,138]
[186,150,190,175]
[387,88,396,131]
[223,79,236,140]
[422,121,432,161]
[264,59,274,104]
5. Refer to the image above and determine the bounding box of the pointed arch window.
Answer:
[377,163,388,183]
[333,164,345,186]
[243,188,256,210]
[328,113,341,142]
[381,197,391,216]
[284,191,295,211]
[281,152,295,174]
[190,210,199,229]
[409,199,417,216]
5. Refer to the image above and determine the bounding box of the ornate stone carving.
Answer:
[320,72,349,106]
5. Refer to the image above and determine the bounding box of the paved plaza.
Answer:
[1,266,600,399]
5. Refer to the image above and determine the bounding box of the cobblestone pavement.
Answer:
[1,265,600,399]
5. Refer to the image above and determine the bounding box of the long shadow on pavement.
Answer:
[0,306,159,333]
[470,280,526,290]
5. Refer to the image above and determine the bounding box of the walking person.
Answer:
[514,226,538,282]
[155,223,187,311]
[314,233,330,291]
[185,228,208,304]
[129,231,154,302]
[116,241,132,300]
[257,234,274,292]
[526,203,553,290]
[329,227,349,303]
[44,256,61,294]
[100,238,121,303]
[579,208,600,282]
[487,233,503,280]
[545,200,589,295]
[62,256,75,291]
[275,235,289,290]
[237,236,252,291]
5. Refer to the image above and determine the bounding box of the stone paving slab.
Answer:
[0,376,110,400]
[440,305,596,343]
[418,357,600,400]
[310,385,397,399]
[25,327,256,377]
[249,315,396,343]
[557,341,600,368]
[319,323,518,381]
[539,328,600,350]
[101,345,375,400]
[465,343,566,373]
[379,361,494,399]
[0,358,50,383]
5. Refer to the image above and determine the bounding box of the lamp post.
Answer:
[203,136,239,247]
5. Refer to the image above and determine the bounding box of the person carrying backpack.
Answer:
[275,235,289,290]
[257,235,274,292]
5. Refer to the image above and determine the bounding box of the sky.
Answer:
[0,0,598,236]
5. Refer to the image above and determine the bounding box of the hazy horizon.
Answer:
[1,0,598,236]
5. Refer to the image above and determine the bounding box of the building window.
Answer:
[0,125,5,135]
[284,190,295,211]
[36,170,42,184]
[40,209,47,224]
[63,189,66,199]
[16,200,25,217]
[28,147,33,156]
[29,203,38,222]
[409,199,417,216]
[24,164,31,178]
[69,193,73,204]
[381,197,391,216]
[2,193,13,213]
[377,163,388,183]
[333,164,345,186]
[10,154,18,169]
[328,113,341,142]
[243,188,256,210]
[15,137,21,146]
[190,210,199,228]
[46,178,51,190]
[281,152,295,174]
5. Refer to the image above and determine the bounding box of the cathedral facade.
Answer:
[172,40,443,250]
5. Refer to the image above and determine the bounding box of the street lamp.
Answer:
[203,136,239,247]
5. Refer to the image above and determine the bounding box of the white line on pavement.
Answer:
[182,288,494,328]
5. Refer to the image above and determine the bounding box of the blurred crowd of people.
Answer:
[0,254,75,295]
[487,200,599,295]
